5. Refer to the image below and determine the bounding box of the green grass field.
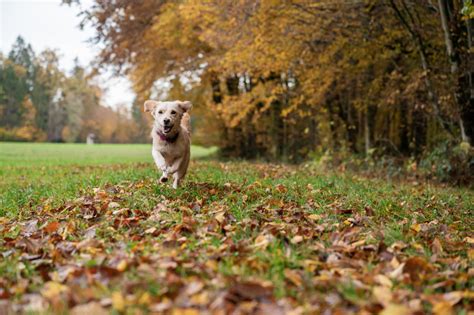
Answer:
[0,142,472,313]
[0,142,216,216]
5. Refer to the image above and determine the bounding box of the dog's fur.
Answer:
[144,100,192,189]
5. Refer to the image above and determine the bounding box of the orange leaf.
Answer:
[44,221,60,234]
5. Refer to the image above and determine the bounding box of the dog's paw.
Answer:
[160,176,168,183]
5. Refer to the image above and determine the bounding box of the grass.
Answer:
[0,142,216,166]
[0,142,216,215]
[0,142,473,313]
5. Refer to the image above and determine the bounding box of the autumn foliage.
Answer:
[0,37,141,144]
[75,0,474,162]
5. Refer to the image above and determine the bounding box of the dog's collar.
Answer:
[157,130,179,143]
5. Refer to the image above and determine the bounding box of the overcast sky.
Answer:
[0,0,135,108]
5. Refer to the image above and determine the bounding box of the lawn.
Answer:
[0,142,472,314]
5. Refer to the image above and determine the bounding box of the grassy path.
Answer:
[0,143,472,313]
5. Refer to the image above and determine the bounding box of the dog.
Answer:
[144,100,192,189]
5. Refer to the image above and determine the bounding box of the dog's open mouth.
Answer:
[163,125,173,133]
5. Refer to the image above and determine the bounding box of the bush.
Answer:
[418,141,473,185]
[0,127,47,142]
[308,141,473,186]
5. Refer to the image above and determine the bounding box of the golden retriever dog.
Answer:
[144,100,192,189]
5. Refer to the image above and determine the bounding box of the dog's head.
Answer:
[144,100,192,135]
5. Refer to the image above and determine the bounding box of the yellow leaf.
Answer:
[410,223,421,233]
[41,281,68,299]
[138,292,151,305]
[117,260,128,272]
[308,214,321,221]
[380,304,411,315]
[468,249,474,260]
[112,291,125,311]
[171,308,200,315]
[432,301,454,315]
[214,211,226,224]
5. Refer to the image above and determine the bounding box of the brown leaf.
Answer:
[44,221,60,234]
[226,281,273,303]
[365,206,375,216]
[17,237,42,254]
[335,208,354,215]
[70,302,108,315]
[403,257,433,283]
[284,269,303,286]
[431,238,443,255]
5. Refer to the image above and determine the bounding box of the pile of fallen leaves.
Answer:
[0,162,473,314]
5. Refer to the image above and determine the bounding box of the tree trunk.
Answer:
[438,0,472,143]
[389,0,454,136]
[364,103,370,156]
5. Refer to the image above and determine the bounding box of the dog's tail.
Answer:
[181,112,191,134]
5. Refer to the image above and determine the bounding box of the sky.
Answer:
[0,0,135,108]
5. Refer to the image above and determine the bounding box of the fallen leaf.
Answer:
[410,223,421,233]
[373,286,392,307]
[70,302,108,315]
[138,292,151,305]
[214,211,226,224]
[41,281,68,299]
[468,249,474,260]
[431,238,443,255]
[290,235,303,244]
[116,260,127,272]
[254,234,273,250]
[171,308,199,315]
[403,257,433,282]
[112,291,125,311]
[226,281,273,302]
[380,303,410,315]
[432,301,453,315]
[308,214,321,221]
[108,202,120,209]
[145,227,157,234]
[374,274,392,288]
[44,221,60,234]
[463,236,474,244]
[284,269,303,286]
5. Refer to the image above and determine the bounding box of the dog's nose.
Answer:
[164,118,170,125]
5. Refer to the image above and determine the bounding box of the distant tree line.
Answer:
[72,0,473,162]
[0,36,144,143]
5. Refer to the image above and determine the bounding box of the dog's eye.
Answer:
[158,110,164,114]
[171,110,176,115]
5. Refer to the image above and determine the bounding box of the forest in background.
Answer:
[0,37,143,143]
[74,0,473,161]
[1,1,473,180]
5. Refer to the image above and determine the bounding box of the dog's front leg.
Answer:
[152,149,169,183]
[168,157,184,189]
[172,173,181,189]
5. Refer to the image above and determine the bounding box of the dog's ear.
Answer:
[144,100,159,113]
[178,101,192,112]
